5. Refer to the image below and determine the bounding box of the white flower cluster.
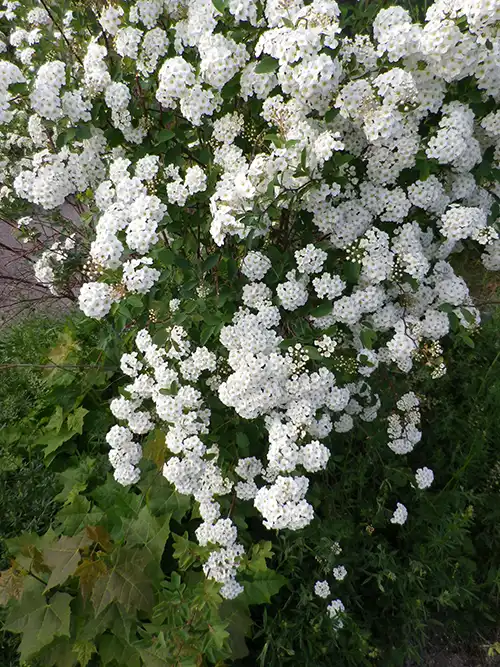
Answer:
[85,156,167,315]
[109,328,243,599]
[0,61,24,124]
[415,466,434,490]
[33,236,75,295]
[387,392,422,455]
[314,542,347,628]
[3,0,500,608]
[14,135,106,210]
[390,502,408,525]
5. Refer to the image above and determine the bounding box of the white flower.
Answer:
[415,467,434,489]
[314,580,331,598]
[390,502,408,525]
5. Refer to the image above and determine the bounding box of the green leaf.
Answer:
[66,407,88,435]
[57,495,104,536]
[200,325,216,345]
[460,307,477,325]
[138,637,173,667]
[343,260,361,284]
[212,0,227,13]
[462,334,475,348]
[304,345,323,361]
[310,303,333,318]
[43,533,92,591]
[220,601,252,660]
[202,253,220,272]
[143,429,167,470]
[153,128,175,146]
[99,634,140,667]
[255,56,279,74]
[91,549,154,616]
[38,429,77,457]
[146,482,191,522]
[172,532,209,570]
[71,640,96,667]
[246,541,274,573]
[126,505,171,562]
[5,589,72,661]
[74,558,107,603]
[46,406,65,433]
[236,432,250,456]
[360,328,377,350]
[242,570,287,605]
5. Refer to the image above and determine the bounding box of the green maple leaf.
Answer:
[91,549,154,616]
[99,634,141,667]
[242,570,288,605]
[5,588,72,661]
[57,495,104,536]
[43,533,92,591]
[126,505,171,562]
[71,640,96,667]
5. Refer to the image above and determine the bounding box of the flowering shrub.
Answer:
[1,0,500,662]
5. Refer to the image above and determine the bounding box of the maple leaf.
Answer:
[85,525,113,552]
[4,589,72,661]
[74,558,107,603]
[0,566,24,606]
[126,505,171,563]
[91,549,154,616]
[43,533,92,591]
[71,640,96,667]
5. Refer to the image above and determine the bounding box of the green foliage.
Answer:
[0,311,286,665]
[239,311,500,666]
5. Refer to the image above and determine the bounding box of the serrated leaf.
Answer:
[46,406,65,433]
[255,56,279,73]
[71,640,95,667]
[38,429,78,457]
[5,590,72,661]
[172,533,209,571]
[220,601,252,660]
[91,549,154,616]
[57,495,104,536]
[0,566,24,606]
[145,480,192,522]
[138,639,172,667]
[85,526,113,552]
[246,541,274,573]
[242,570,287,605]
[74,559,107,603]
[99,634,140,667]
[43,534,92,591]
[126,505,171,562]
[66,406,88,434]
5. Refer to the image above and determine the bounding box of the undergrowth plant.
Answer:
[0,0,499,664]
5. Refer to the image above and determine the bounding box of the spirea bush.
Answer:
[0,0,500,663]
